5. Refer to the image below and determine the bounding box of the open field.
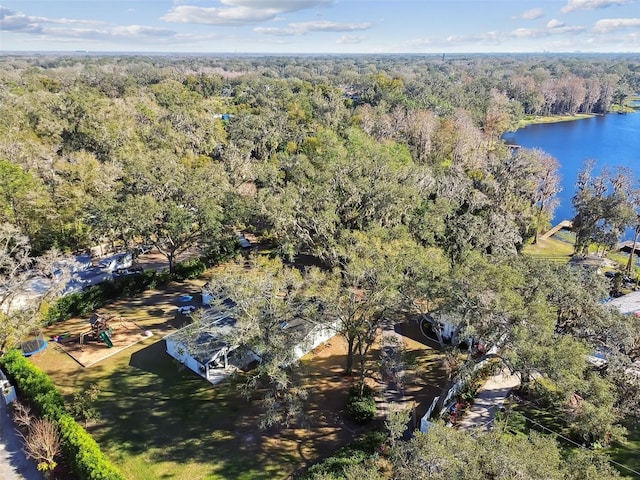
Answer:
[29,271,446,479]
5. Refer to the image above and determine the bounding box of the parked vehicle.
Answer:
[98,252,133,272]
[136,244,153,255]
[113,266,143,277]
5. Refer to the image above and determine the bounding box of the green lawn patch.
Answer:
[517,113,595,128]
[77,340,292,480]
[523,237,574,263]
[509,400,640,478]
[607,419,640,478]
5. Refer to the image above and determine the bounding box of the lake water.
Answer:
[503,112,640,224]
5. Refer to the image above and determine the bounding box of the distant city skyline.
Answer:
[1,1,639,54]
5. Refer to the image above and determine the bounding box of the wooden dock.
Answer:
[540,220,573,240]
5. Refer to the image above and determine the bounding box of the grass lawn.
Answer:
[509,399,640,478]
[33,332,362,480]
[607,419,640,478]
[32,330,358,480]
[30,276,357,480]
[523,236,573,263]
[30,275,447,479]
[516,113,595,128]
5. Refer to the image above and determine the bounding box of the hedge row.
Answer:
[0,350,125,480]
[44,269,168,324]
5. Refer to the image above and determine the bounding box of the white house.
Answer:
[285,317,339,360]
[422,312,474,347]
[165,311,260,384]
[165,308,338,385]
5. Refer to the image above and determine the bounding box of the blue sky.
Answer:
[1,0,639,53]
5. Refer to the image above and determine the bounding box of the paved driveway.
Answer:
[456,368,520,432]
[0,397,42,480]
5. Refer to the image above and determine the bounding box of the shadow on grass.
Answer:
[607,418,640,478]
[72,318,450,479]
[91,339,362,479]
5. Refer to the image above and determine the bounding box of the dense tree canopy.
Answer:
[1,53,640,475]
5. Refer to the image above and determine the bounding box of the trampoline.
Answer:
[19,337,48,357]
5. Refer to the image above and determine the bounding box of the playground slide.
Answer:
[99,331,114,348]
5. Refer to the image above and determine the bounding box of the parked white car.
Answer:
[99,252,133,272]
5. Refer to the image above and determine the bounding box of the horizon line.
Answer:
[2,50,639,57]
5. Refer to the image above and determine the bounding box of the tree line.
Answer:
[1,53,640,478]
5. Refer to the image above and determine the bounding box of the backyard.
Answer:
[506,396,640,479]
[29,274,447,479]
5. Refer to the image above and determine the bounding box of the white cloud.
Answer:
[252,26,296,35]
[290,20,371,32]
[401,38,432,48]
[593,17,640,32]
[561,0,632,14]
[511,28,547,38]
[336,34,365,44]
[0,7,189,44]
[547,18,565,28]
[111,25,176,38]
[398,21,587,51]
[0,7,105,32]
[162,0,332,26]
[255,20,371,36]
[520,8,545,20]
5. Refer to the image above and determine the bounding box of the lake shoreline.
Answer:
[516,113,597,129]
[503,109,640,229]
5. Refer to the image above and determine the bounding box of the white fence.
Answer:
[419,358,491,432]
[1,368,16,405]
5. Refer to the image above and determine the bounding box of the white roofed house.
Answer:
[165,303,338,385]
[280,317,338,361]
[606,290,640,316]
[164,309,260,385]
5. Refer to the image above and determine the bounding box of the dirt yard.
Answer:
[29,267,447,479]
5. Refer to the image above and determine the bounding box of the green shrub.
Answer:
[44,270,160,324]
[346,382,376,424]
[304,448,368,478]
[352,430,386,453]
[348,383,374,398]
[0,350,66,418]
[347,395,377,424]
[302,431,385,479]
[172,258,207,280]
[58,414,124,480]
[202,235,241,266]
[0,350,124,480]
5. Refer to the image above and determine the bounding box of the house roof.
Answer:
[606,290,640,315]
[165,311,237,364]
[165,299,328,365]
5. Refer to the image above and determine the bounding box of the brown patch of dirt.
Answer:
[52,320,150,367]
[28,265,447,477]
